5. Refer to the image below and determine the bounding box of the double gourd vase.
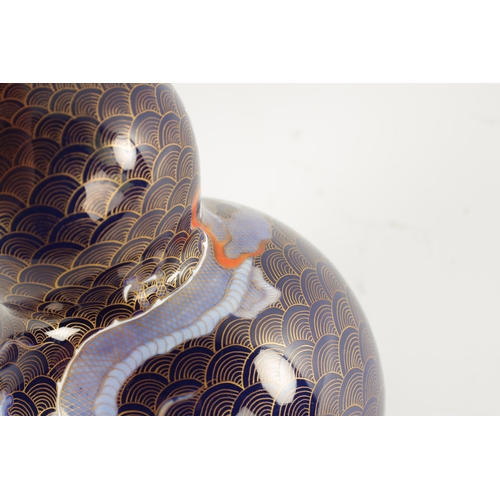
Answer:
[0,83,384,416]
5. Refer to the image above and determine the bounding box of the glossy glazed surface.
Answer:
[0,84,384,415]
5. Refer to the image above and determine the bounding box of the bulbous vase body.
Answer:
[0,83,384,415]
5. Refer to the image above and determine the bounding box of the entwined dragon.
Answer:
[56,192,281,415]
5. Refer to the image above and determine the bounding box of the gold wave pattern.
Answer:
[0,84,204,414]
[0,84,383,415]
[112,210,384,416]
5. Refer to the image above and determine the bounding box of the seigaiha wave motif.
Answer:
[111,206,384,416]
[0,83,384,415]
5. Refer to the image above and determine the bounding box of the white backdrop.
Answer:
[175,83,500,416]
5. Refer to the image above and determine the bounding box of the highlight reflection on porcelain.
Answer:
[0,83,384,415]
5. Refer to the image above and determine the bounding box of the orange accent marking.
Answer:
[191,190,269,269]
